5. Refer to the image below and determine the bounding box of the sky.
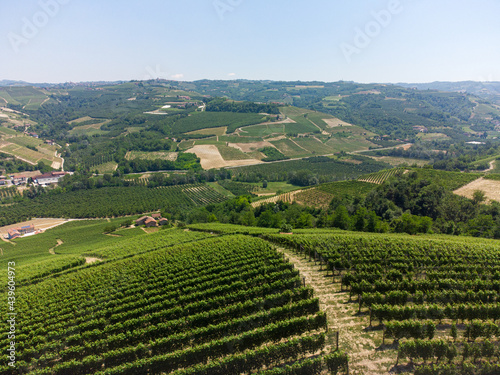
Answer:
[1,0,500,84]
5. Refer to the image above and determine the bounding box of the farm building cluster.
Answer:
[6,224,37,239]
[0,171,69,187]
[135,214,169,227]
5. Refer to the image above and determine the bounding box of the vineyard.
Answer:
[0,235,343,375]
[358,168,406,185]
[294,180,376,207]
[0,184,228,226]
[259,230,500,373]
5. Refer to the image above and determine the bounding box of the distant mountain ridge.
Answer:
[397,81,500,104]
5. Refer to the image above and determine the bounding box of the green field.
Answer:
[172,112,266,134]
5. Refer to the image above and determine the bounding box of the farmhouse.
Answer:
[159,218,169,226]
[151,213,162,219]
[6,224,35,239]
[135,216,150,226]
[144,217,158,227]
[34,171,68,186]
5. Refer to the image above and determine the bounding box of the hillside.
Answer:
[1,80,499,177]
[4,215,500,374]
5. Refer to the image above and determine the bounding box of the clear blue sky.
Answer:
[1,0,499,83]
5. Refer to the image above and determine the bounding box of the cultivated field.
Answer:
[186,144,263,169]
[453,177,500,203]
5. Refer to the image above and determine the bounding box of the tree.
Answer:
[472,190,486,205]
[262,180,268,188]
[333,205,350,230]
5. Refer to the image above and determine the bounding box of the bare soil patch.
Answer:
[454,177,500,203]
[186,145,263,169]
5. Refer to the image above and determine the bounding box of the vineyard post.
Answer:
[302,277,306,288]
[336,331,339,351]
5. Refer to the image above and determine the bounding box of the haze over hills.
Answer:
[397,81,500,105]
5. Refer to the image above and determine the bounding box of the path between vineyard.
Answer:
[277,246,397,375]
[49,239,63,255]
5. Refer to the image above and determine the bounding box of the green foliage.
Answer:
[259,147,289,162]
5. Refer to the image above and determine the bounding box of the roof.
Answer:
[136,216,149,221]
[151,213,161,218]
[33,171,67,180]
[144,218,157,224]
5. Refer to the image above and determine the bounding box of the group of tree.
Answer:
[185,170,500,239]
[205,98,280,114]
